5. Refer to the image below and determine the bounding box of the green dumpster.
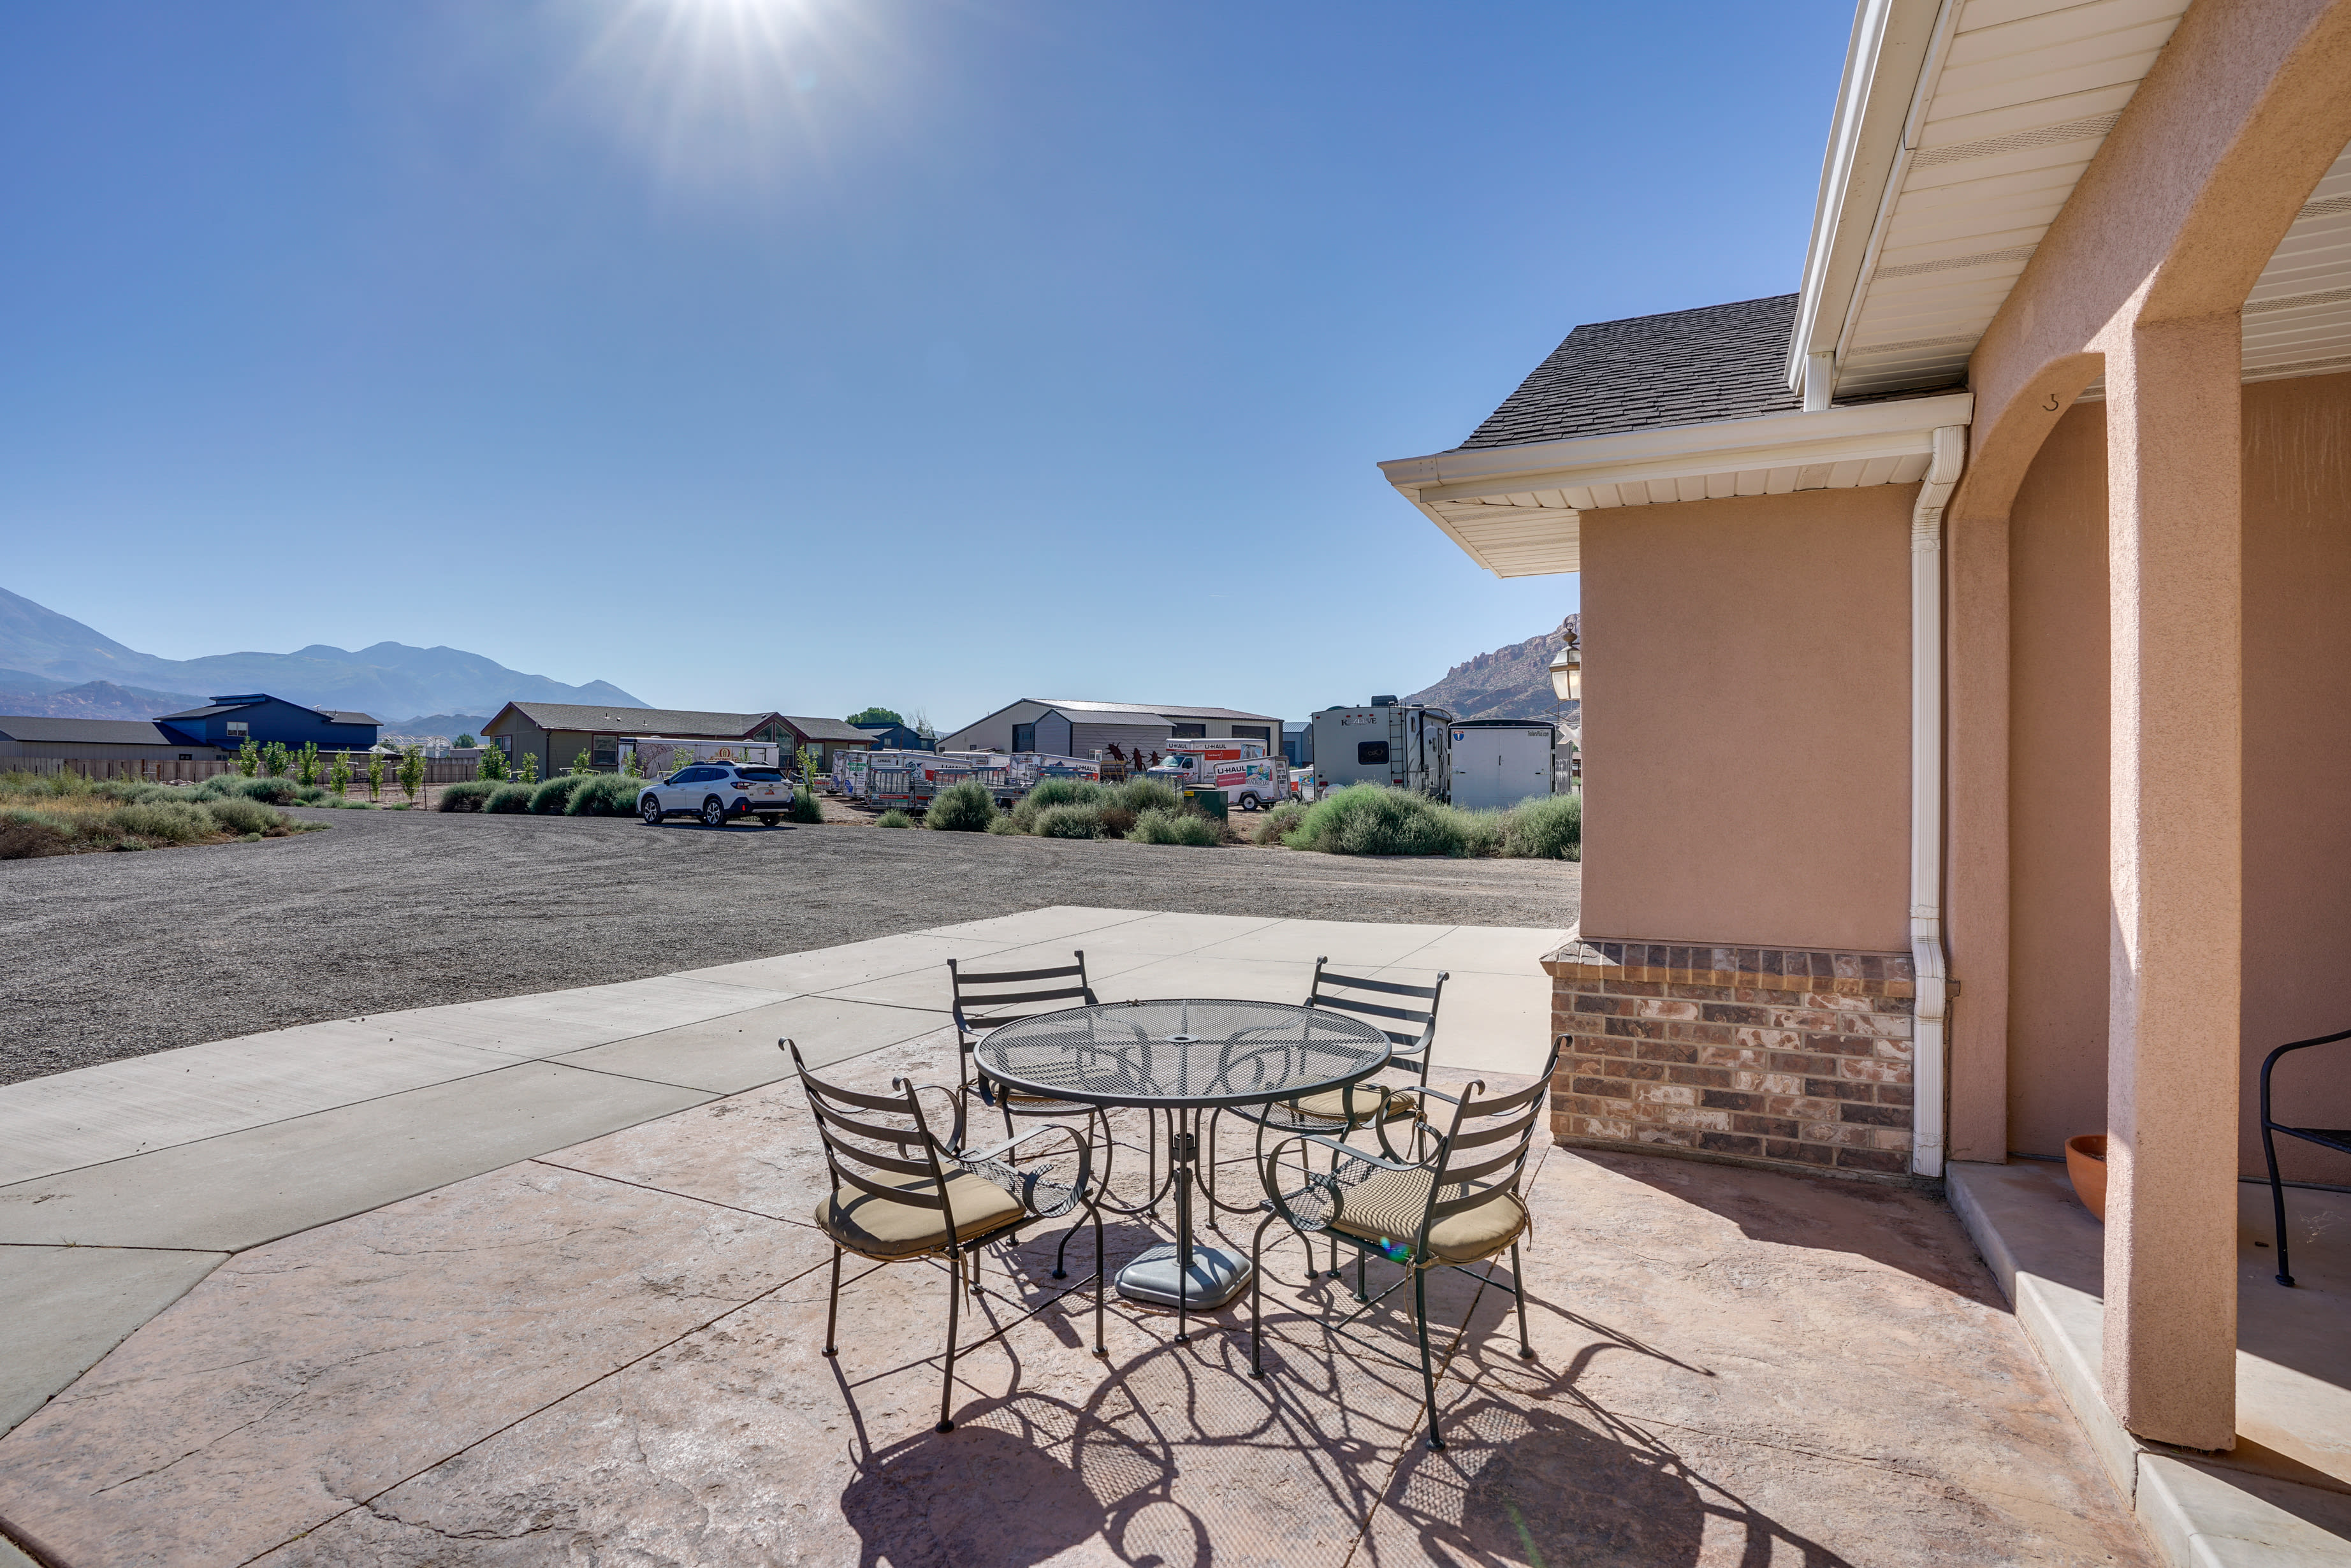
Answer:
[1181,786,1228,821]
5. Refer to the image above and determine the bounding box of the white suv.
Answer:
[638,764,792,827]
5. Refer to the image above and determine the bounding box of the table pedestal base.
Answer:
[1115,1243,1251,1312]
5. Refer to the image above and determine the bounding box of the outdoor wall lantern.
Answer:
[1548,637,1581,702]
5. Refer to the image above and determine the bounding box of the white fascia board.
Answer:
[1784,0,1949,391]
[1379,393,1975,505]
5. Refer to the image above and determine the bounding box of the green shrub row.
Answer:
[0,774,302,858]
[1277,785,1580,860]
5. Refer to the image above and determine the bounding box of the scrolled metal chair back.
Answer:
[789,1039,969,1251]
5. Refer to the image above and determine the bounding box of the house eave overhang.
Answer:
[1785,0,1952,399]
[1379,391,1974,579]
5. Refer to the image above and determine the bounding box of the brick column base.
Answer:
[1543,937,1917,1177]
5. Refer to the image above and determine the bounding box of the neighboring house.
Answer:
[0,717,222,762]
[479,702,790,779]
[1380,0,2351,1459]
[942,699,1281,758]
[853,721,934,753]
[152,695,379,753]
[775,716,875,773]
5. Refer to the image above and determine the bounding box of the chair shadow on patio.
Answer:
[827,1213,1852,1568]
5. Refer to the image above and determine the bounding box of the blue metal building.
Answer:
[154,695,381,752]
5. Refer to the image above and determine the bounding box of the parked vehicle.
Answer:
[1147,743,1288,811]
[1446,720,1557,811]
[638,762,792,827]
[1309,698,1454,799]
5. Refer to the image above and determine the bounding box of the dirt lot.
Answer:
[0,809,1578,1085]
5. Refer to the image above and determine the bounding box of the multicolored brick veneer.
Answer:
[1541,938,1917,1177]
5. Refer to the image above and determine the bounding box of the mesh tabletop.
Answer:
[974,999,1392,1109]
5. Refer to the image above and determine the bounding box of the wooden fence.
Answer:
[5,755,483,784]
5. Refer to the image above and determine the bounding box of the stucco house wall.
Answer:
[1579,484,1913,954]
[2002,374,2351,1182]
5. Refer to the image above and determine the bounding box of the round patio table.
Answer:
[973,998,1392,1339]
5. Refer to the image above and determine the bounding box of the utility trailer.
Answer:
[1446,719,1557,811]
[1145,741,1292,811]
[1308,698,1454,800]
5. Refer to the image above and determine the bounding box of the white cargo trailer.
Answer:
[1447,720,1557,811]
[1309,698,1453,799]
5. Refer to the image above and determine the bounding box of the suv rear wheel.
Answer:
[701,796,728,828]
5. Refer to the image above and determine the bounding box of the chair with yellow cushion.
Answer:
[1248,1040,1557,1451]
[787,1039,1103,1434]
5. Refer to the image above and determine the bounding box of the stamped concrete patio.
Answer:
[0,908,2148,1565]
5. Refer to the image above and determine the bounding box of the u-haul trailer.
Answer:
[1308,698,1453,800]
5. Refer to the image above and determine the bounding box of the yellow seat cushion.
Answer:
[817,1168,1025,1259]
[1285,1084,1416,1124]
[1329,1167,1527,1265]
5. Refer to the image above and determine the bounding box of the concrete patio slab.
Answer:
[390,973,797,1061]
[1378,922,1577,976]
[0,1025,528,1187]
[1947,1159,2351,1567]
[0,1163,829,1568]
[0,1246,226,1436]
[673,929,1016,994]
[0,1063,713,1252]
[1100,950,1323,1006]
[1374,963,1558,1076]
[1033,908,1290,955]
[551,996,953,1094]
[1195,917,1460,968]
[922,904,1155,943]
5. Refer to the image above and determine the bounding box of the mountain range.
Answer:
[0,586,643,723]
[1405,614,1580,730]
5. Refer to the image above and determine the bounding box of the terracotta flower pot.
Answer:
[2065,1134,2108,1221]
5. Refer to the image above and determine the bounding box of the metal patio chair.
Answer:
[787,1039,1103,1434]
[1248,1040,1558,1451]
[2259,1025,2351,1286]
[1206,960,1448,1250]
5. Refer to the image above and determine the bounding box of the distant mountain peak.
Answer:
[0,586,646,718]
[1404,614,1580,725]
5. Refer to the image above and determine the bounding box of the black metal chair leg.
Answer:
[1053,1221,1074,1280]
[823,1245,842,1356]
[1093,1207,1107,1356]
[1414,1267,1444,1450]
[1249,1214,1277,1377]
[1511,1243,1534,1357]
[1355,1250,1367,1303]
[2264,1120,2296,1286]
[938,1249,963,1434]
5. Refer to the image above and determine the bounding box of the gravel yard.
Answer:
[0,809,1577,1085]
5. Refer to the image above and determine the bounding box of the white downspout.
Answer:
[1911,425,1965,1178]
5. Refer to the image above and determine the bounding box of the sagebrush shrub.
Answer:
[485,783,537,813]
[1115,778,1179,814]
[111,801,214,844]
[1503,793,1580,860]
[877,809,915,828]
[530,776,588,814]
[1282,785,1467,857]
[1128,807,1220,847]
[925,780,997,832]
[202,796,278,834]
[565,774,643,817]
[438,780,497,813]
[1031,803,1102,839]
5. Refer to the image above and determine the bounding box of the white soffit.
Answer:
[1796,0,2192,402]
[1378,394,1972,579]
[2243,141,2351,384]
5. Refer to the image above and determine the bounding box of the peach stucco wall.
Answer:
[1580,485,1911,953]
[2004,372,2351,1180]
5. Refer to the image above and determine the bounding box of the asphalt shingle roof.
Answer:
[1457,294,1803,449]
[780,716,874,743]
[0,718,189,745]
[493,702,775,737]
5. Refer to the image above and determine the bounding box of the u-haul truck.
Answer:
[1147,742,1290,811]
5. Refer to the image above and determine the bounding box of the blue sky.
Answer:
[0,1,1852,726]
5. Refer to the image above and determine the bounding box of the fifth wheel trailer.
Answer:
[1446,720,1557,811]
[1309,699,1453,799]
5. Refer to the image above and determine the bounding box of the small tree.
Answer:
[399,744,425,802]
[620,746,641,778]
[261,741,291,778]
[295,742,321,788]
[366,750,385,802]
[569,748,594,776]
[517,750,540,785]
[477,742,508,782]
[455,733,477,748]
[847,707,903,726]
[328,751,352,797]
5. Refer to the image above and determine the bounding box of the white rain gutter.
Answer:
[1909,425,1965,1178]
